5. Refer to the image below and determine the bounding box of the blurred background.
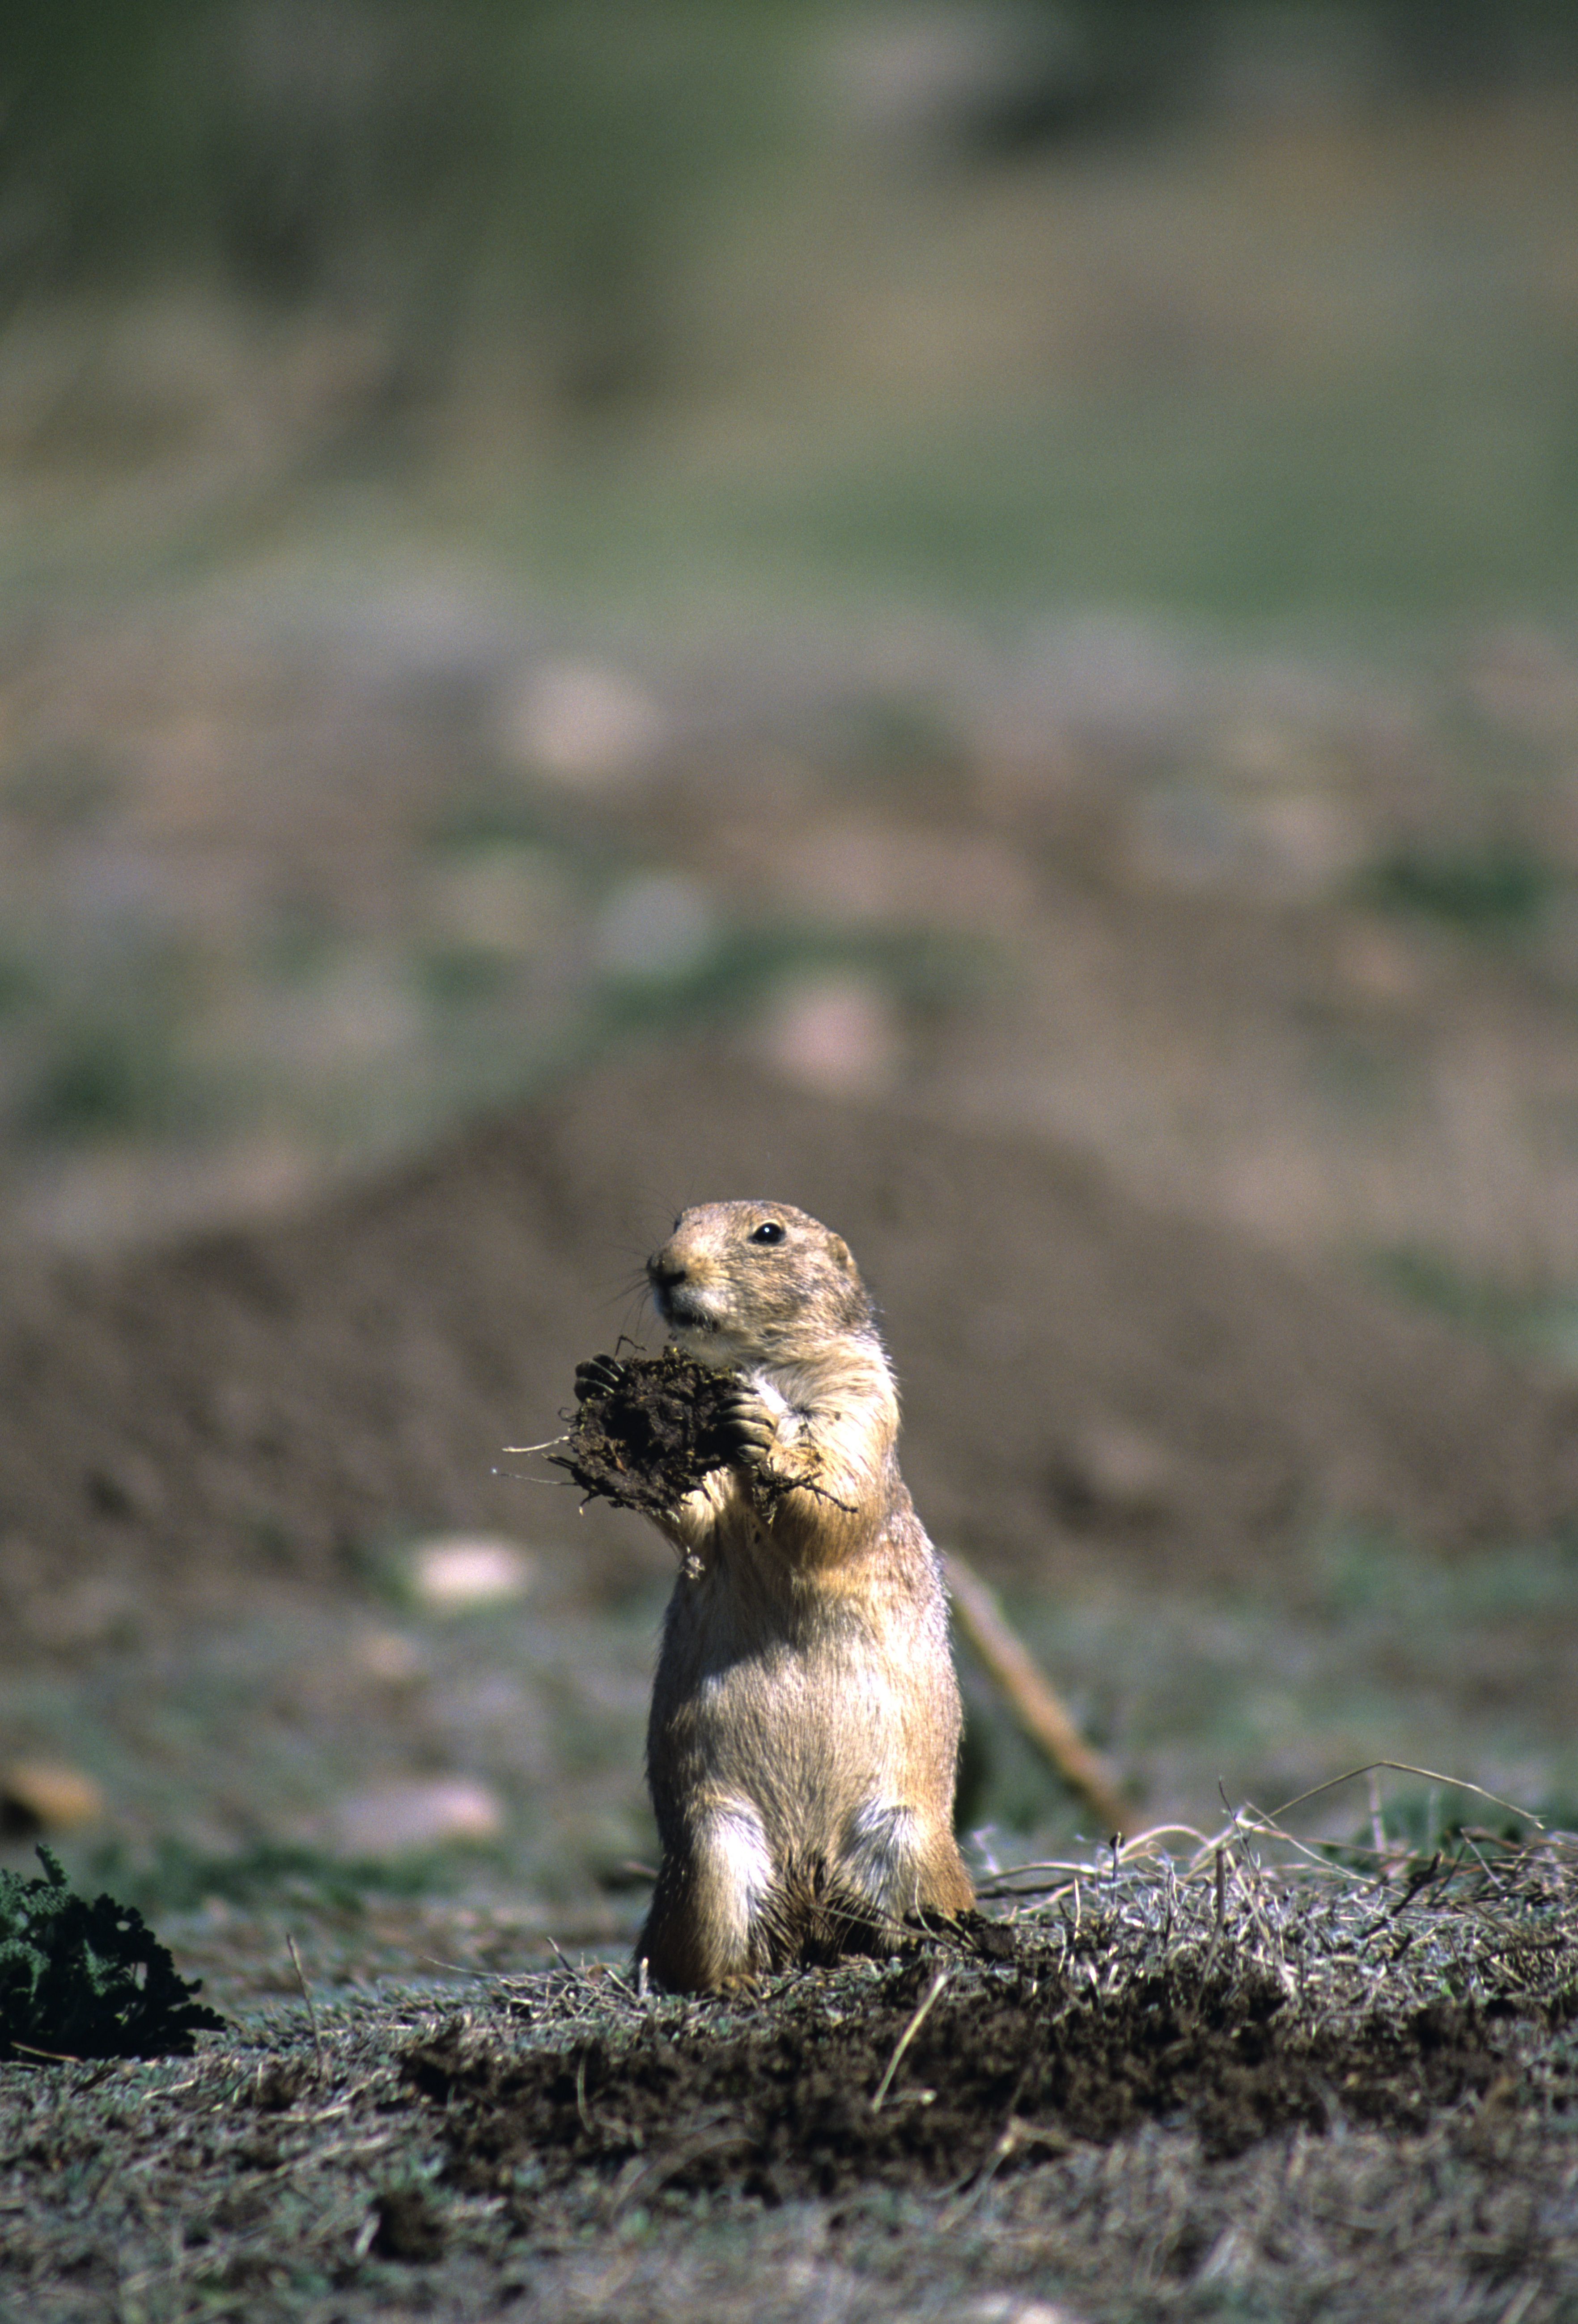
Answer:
[4,0,1578,1989]
[5,0,1578,1254]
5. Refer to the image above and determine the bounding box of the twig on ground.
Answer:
[871,1964,950,2112]
[607,2116,754,2222]
[944,1551,1134,1836]
[286,1934,325,2082]
[1262,1763,1544,1832]
[543,1933,618,2005]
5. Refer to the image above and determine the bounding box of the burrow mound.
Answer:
[403,1947,1540,2218]
[4,1040,1578,1650]
[403,1833,1578,2215]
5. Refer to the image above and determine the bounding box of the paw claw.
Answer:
[721,1385,777,1469]
[574,1354,627,1403]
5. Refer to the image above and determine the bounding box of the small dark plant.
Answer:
[0,1845,224,2061]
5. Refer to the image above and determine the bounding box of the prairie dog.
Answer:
[628,1199,973,1992]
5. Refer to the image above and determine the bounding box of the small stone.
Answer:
[593,872,716,980]
[330,1777,505,1857]
[501,660,664,785]
[409,1537,533,1611]
[0,1759,106,1834]
[753,972,904,1098]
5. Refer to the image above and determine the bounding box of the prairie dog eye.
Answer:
[749,1220,785,1246]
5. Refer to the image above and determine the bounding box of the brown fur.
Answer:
[634,1200,974,1992]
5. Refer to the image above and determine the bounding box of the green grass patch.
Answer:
[482,367,1578,626]
[1360,845,1558,934]
[1311,1522,1578,1626]
[85,1837,475,1921]
[1368,1245,1578,1367]
[20,1016,191,1141]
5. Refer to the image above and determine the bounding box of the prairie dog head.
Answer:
[647,1201,875,1371]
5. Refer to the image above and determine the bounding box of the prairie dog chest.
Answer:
[659,1571,914,1808]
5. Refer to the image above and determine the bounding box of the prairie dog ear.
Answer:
[826,1233,856,1277]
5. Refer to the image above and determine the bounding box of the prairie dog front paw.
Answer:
[721,1382,780,1471]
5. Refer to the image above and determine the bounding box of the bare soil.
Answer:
[411,1953,1519,2203]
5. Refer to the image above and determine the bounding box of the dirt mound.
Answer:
[405,1832,1578,2211]
[407,1955,1515,2214]
[3,1043,1577,1652]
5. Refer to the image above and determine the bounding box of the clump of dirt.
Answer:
[549,1349,738,1516]
[369,2184,447,2264]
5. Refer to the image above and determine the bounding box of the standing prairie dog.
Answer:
[608,1199,973,1992]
